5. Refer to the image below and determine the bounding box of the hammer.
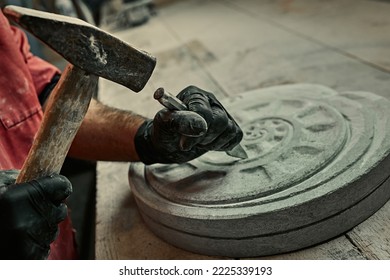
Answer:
[3,5,156,183]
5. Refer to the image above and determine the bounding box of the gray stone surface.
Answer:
[128,84,390,257]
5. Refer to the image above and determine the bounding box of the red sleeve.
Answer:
[11,26,61,95]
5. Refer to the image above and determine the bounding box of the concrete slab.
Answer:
[129,84,390,257]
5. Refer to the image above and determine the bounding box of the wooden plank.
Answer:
[265,237,365,260]
[99,14,227,114]
[219,0,390,96]
[95,162,128,259]
[347,200,390,260]
[96,155,366,260]
[157,0,390,98]
[215,0,390,260]
[95,161,226,259]
[95,45,225,258]
[240,0,390,72]
[95,0,387,259]
[96,11,227,259]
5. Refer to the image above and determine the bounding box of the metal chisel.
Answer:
[153,87,248,159]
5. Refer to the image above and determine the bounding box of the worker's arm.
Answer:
[68,98,145,161]
[68,86,243,164]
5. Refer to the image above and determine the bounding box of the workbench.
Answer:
[96,0,390,259]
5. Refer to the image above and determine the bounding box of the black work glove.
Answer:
[0,170,72,260]
[135,85,243,164]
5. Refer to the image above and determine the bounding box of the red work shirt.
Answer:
[0,11,77,260]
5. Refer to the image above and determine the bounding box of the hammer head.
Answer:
[3,5,156,92]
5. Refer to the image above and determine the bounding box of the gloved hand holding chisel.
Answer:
[135,85,246,164]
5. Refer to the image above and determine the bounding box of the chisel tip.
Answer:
[226,144,248,159]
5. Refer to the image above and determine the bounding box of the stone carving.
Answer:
[128,84,390,257]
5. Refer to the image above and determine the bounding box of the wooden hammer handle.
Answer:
[16,64,98,183]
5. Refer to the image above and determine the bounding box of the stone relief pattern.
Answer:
[129,84,390,257]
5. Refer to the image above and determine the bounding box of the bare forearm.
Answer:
[68,98,146,162]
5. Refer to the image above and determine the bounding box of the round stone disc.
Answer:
[128,84,390,257]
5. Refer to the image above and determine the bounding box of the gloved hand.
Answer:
[135,85,243,164]
[0,170,72,260]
